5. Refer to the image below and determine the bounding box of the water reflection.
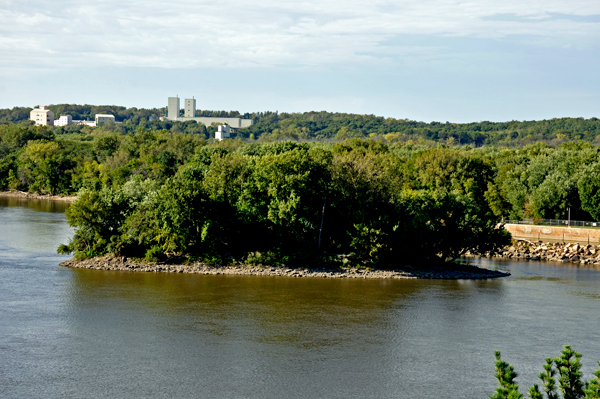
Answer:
[66,270,429,347]
[61,268,513,398]
[0,202,72,259]
[0,196,71,213]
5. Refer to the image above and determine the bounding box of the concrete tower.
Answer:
[167,97,180,120]
[184,98,196,118]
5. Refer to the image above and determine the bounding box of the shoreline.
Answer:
[0,190,77,202]
[59,256,509,280]
[485,240,600,265]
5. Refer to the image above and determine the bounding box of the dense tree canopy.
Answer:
[55,138,510,267]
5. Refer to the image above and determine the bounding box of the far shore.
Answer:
[484,240,600,265]
[60,256,510,280]
[0,190,77,202]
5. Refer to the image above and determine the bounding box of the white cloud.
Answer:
[0,0,598,73]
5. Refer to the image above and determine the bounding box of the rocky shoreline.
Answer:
[488,240,600,265]
[0,190,77,202]
[59,256,509,280]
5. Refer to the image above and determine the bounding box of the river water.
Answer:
[1,198,600,398]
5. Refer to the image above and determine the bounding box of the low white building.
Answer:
[74,120,97,127]
[95,114,115,126]
[54,115,73,127]
[215,124,231,141]
[30,106,54,126]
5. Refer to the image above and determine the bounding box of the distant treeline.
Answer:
[1,105,599,146]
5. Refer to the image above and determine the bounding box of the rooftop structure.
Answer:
[30,105,54,126]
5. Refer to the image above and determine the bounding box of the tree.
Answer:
[577,163,600,221]
[17,141,74,194]
[60,187,129,256]
[584,362,600,399]
[490,351,523,399]
[393,189,511,264]
[490,346,600,399]
[555,345,584,399]
[236,146,331,253]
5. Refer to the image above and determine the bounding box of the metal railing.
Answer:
[503,218,600,228]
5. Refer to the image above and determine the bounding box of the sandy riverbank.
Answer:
[60,256,510,280]
[0,190,77,202]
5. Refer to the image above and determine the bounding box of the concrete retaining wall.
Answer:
[505,223,600,244]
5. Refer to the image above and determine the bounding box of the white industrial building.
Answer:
[95,114,116,126]
[51,113,115,128]
[29,102,117,129]
[54,115,72,126]
[30,106,54,126]
[165,96,253,129]
[215,124,231,141]
[76,120,97,127]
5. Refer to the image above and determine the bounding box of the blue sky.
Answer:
[1,0,598,122]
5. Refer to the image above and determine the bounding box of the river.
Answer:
[1,198,600,398]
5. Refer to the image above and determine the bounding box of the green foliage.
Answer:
[396,189,511,263]
[490,144,600,221]
[555,345,585,399]
[577,164,600,221]
[64,177,159,257]
[16,141,75,194]
[491,351,523,399]
[242,112,600,145]
[7,169,20,190]
[28,131,592,266]
[57,139,509,268]
[234,145,331,255]
[121,164,216,257]
[245,250,290,266]
[2,103,598,260]
[93,132,121,162]
[0,107,33,124]
[56,243,72,255]
[5,103,600,145]
[539,357,559,399]
[145,245,165,262]
[491,346,600,399]
[584,362,600,399]
[529,385,545,399]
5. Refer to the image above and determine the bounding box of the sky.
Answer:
[0,0,599,122]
